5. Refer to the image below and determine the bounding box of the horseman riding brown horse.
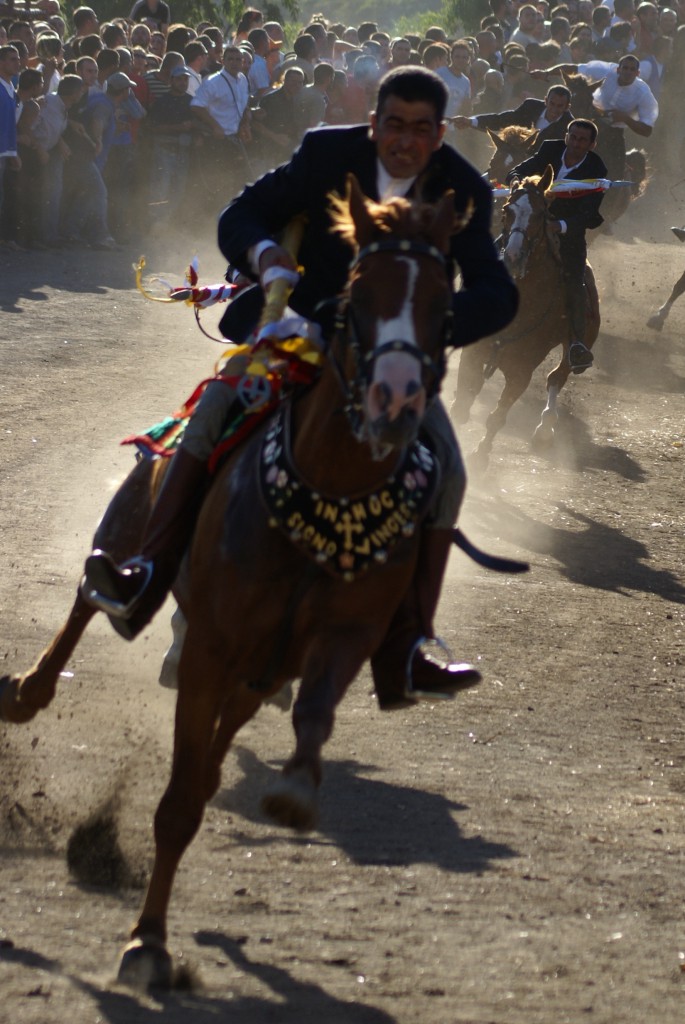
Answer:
[0,68,521,987]
[453,167,601,462]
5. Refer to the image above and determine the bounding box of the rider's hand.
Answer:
[258,244,298,283]
[452,115,471,130]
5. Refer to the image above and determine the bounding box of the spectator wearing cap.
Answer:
[146,63,194,229]
[85,70,145,240]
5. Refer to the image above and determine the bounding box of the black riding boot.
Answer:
[81,448,209,640]
[370,528,481,711]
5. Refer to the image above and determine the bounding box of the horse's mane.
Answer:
[517,173,554,201]
[328,191,446,248]
[498,124,537,147]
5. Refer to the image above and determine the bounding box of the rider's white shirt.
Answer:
[577,61,659,126]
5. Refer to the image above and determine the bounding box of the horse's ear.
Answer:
[487,129,508,151]
[589,77,605,93]
[526,130,540,153]
[345,173,377,246]
[540,164,555,196]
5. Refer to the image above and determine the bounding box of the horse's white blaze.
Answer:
[368,255,425,423]
[504,193,533,261]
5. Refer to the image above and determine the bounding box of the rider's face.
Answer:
[545,91,570,121]
[564,124,595,164]
[371,97,445,180]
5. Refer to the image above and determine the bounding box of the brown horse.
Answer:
[0,178,476,987]
[486,125,540,185]
[452,169,600,464]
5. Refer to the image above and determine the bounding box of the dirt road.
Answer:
[0,185,683,1024]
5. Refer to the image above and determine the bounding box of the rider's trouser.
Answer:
[559,236,588,342]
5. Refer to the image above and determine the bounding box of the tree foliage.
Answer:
[442,0,491,33]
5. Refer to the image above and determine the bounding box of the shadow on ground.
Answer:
[215,748,517,874]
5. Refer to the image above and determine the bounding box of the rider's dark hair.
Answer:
[546,84,571,102]
[376,66,448,123]
[567,117,598,143]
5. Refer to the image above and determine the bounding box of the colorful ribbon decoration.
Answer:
[490,178,634,197]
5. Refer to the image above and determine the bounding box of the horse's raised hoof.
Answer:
[468,445,491,474]
[0,675,37,724]
[646,314,664,332]
[261,768,319,832]
[532,423,555,449]
[117,936,173,991]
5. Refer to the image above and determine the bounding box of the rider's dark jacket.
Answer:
[218,123,518,348]
[474,98,573,144]
[506,139,608,244]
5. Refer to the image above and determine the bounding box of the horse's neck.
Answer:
[290,363,398,497]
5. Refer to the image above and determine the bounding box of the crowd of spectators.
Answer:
[0,0,681,251]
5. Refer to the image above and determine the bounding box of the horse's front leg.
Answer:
[118,637,227,990]
[451,343,490,425]
[534,355,570,446]
[0,590,97,723]
[473,367,533,467]
[261,638,368,831]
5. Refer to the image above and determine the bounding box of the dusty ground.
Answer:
[0,179,684,1024]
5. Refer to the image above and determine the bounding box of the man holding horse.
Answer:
[506,118,607,372]
[83,66,518,711]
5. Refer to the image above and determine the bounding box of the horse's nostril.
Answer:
[376,382,392,412]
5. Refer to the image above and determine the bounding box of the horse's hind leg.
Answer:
[0,459,164,724]
[0,591,96,723]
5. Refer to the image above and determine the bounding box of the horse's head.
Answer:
[561,71,604,119]
[331,174,471,455]
[486,127,539,184]
[500,166,554,279]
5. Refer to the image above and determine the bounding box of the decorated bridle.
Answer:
[329,237,455,445]
[501,182,552,267]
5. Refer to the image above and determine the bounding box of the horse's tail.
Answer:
[625,148,649,198]
[452,528,529,574]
